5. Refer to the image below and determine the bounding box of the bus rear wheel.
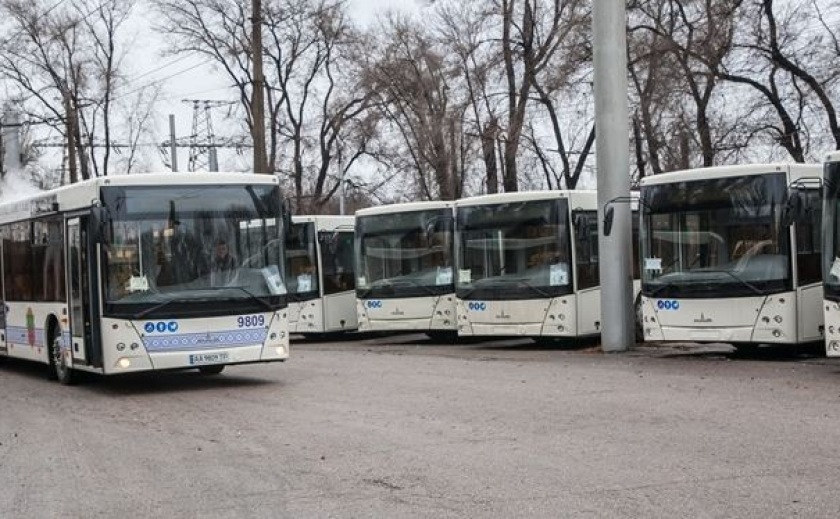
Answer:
[198,365,225,375]
[49,332,75,385]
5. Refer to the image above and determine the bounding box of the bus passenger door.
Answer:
[66,217,96,366]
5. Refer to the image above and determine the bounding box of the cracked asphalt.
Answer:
[2,334,840,518]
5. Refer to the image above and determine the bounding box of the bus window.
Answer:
[320,231,355,295]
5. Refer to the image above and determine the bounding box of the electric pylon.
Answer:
[184,99,233,172]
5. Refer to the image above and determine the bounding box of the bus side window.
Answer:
[796,189,821,285]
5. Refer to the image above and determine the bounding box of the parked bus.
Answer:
[455,190,638,342]
[354,201,456,339]
[0,173,291,383]
[286,215,356,336]
[823,152,840,356]
[638,164,822,350]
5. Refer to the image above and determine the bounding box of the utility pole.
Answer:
[169,114,179,172]
[251,0,269,174]
[63,91,78,184]
[1,104,23,174]
[593,1,633,352]
[338,148,345,215]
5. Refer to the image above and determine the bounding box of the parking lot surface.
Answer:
[1,334,839,518]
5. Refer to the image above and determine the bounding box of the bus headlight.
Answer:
[130,342,140,350]
[117,358,131,369]
[116,342,126,351]
[774,315,783,323]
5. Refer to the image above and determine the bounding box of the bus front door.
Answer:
[66,217,101,367]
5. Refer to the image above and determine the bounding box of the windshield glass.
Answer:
[355,208,453,298]
[101,184,286,317]
[457,198,571,300]
[285,222,319,301]
[641,173,791,298]
[824,163,840,299]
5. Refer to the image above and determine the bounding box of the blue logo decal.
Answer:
[144,322,155,333]
[656,300,680,311]
[156,322,167,332]
[468,301,487,311]
[167,321,179,332]
[366,300,383,309]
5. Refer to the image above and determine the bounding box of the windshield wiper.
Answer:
[646,281,680,297]
[229,286,276,312]
[694,269,764,296]
[375,278,438,296]
[131,286,276,319]
[133,297,178,319]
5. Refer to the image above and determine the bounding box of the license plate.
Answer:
[189,352,230,365]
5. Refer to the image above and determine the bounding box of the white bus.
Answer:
[354,201,456,339]
[638,164,823,350]
[286,215,356,336]
[0,173,291,383]
[822,152,840,356]
[455,190,639,342]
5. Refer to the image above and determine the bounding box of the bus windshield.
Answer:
[285,222,319,301]
[355,208,453,298]
[641,173,792,298]
[456,198,571,300]
[824,163,840,300]
[101,184,286,317]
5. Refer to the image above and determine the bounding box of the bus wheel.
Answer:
[198,365,225,375]
[49,332,75,385]
[634,293,644,343]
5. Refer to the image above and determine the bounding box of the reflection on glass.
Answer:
[824,164,840,298]
[457,198,571,300]
[641,173,791,298]
[355,209,453,298]
[285,222,319,300]
[101,184,286,314]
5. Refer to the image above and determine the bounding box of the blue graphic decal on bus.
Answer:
[656,300,680,311]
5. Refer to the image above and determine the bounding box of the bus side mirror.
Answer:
[282,199,293,236]
[90,206,112,244]
[781,191,804,227]
[573,212,589,242]
[603,206,615,237]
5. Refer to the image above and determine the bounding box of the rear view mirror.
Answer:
[603,206,615,237]
[90,206,112,244]
[781,190,804,227]
[573,211,590,242]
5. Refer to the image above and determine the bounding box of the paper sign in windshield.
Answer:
[645,258,663,272]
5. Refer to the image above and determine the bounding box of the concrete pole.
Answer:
[2,105,23,173]
[338,150,345,215]
[593,1,634,352]
[251,0,269,174]
[169,114,178,172]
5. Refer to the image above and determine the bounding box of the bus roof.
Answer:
[639,163,821,187]
[355,200,454,217]
[292,215,354,232]
[0,172,280,224]
[455,190,603,210]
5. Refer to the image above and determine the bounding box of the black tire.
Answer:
[425,331,458,343]
[49,330,75,385]
[634,293,645,343]
[732,342,760,355]
[198,364,225,375]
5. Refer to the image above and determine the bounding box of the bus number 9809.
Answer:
[238,315,266,328]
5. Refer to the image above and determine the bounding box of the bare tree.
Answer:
[154,0,377,212]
